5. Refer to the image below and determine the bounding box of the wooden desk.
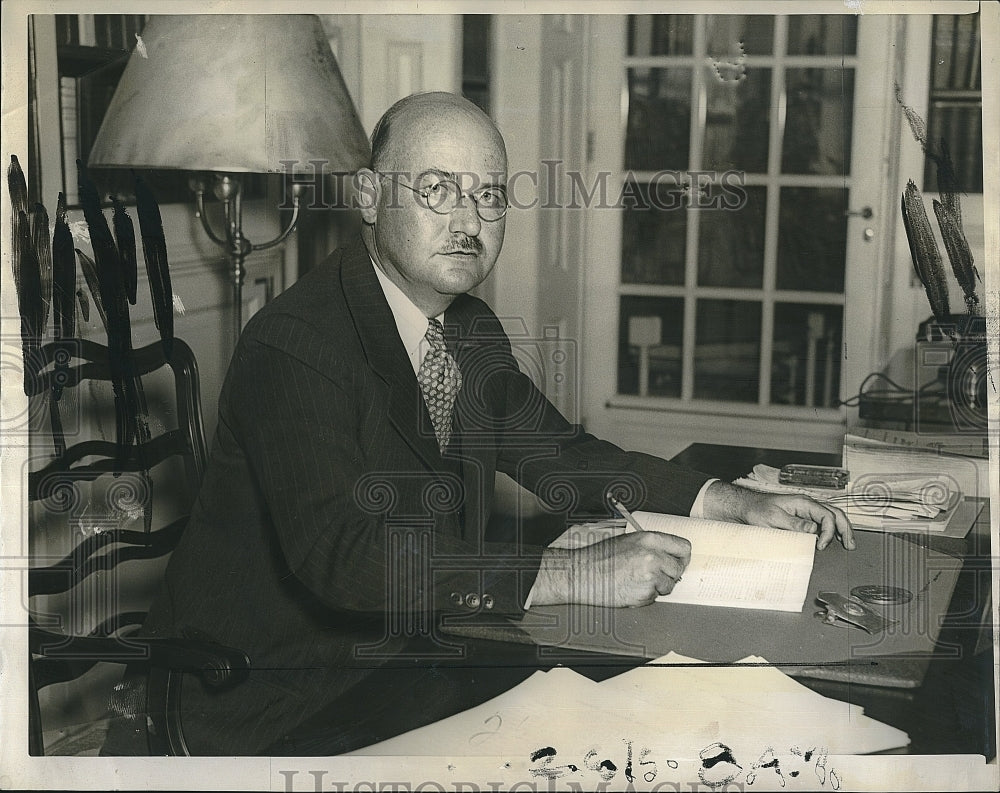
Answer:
[670,442,840,481]
[668,444,995,757]
[447,443,995,757]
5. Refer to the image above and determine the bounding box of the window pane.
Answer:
[782,68,855,175]
[618,297,684,397]
[776,187,848,293]
[625,68,692,171]
[787,15,858,55]
[924,13,983,193]
[771,303,843,407]
[621,181,687,285]
[703,66,770,173]
[694,299,761,402]
[930,14,981,91]
[56,15,80,45]
[705,15,773,57]
[628,14,694,56]
[698,185,765,288]
[924,104,983,193]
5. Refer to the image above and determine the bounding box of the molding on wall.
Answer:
[140,244,284,279]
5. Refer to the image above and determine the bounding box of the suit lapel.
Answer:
[340,242,443,471]
[444,296,493,541]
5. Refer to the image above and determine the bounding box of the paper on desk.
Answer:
[593,653,909,756]
[850,425,988,458]
[603,653,866,721]
[738,461,972,534]
[843,433,989,499]
[739,465,947,516]
[351,653,909,758]
[346,667,605,757]
[840,435,988,536]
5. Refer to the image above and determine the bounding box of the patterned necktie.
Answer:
[416,318,462,451]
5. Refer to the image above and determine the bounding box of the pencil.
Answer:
[608,495,646,533]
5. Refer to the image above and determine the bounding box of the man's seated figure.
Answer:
[103,92,853,756]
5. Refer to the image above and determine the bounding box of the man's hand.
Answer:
[530,532,692,608]
[702,481,856,550]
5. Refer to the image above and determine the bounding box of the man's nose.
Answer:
[448,196,482,236]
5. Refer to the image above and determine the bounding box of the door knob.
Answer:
[844,206,873,219]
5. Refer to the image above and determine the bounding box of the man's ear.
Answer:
[354,168,380,224]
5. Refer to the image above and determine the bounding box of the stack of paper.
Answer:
[735,438,985,536]
[842,433,988,501]
[841,434,986,535]
[848,426,988,459]
[598,653,909,755]
[735,462,962,532]
[351,652,909,764]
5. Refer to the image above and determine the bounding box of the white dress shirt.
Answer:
[370,259,717,607]
[371,260,443,374]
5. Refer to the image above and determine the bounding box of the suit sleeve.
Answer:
[225,312,541,618]
[468,316,714,528]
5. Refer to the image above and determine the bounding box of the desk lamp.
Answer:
[88,14,370,341]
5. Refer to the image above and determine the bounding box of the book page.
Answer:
[632,511,817,561]
[631,513,816,610]
[552,513,817,612]
[660,553,812,611]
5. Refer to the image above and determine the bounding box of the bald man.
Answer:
[104,92,853,756]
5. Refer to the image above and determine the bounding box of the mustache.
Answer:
[440,236,483,255]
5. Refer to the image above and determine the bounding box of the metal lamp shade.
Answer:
[88,14,370,173]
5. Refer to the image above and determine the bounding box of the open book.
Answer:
[549,513,816,613]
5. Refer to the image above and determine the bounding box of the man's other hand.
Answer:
[702,481,856,551]
[531,532,692,608]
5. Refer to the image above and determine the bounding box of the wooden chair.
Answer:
[26,337,249,755]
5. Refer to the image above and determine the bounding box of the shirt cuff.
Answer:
[689,478,719,519]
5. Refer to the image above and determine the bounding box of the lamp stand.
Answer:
[192,175,302,342]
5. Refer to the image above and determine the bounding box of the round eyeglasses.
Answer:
[378,172,508,222]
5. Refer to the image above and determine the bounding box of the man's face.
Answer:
[362,107,507,314]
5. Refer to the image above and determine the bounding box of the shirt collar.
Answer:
[370,258,444,371]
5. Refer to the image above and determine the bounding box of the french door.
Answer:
[582,13,896,455]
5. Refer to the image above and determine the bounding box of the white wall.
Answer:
[319,14,462,136]
[490,15,544,336]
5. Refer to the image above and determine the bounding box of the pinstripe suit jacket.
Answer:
[124,240,711,755]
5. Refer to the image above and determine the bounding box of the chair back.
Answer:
[27,337,211,755]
